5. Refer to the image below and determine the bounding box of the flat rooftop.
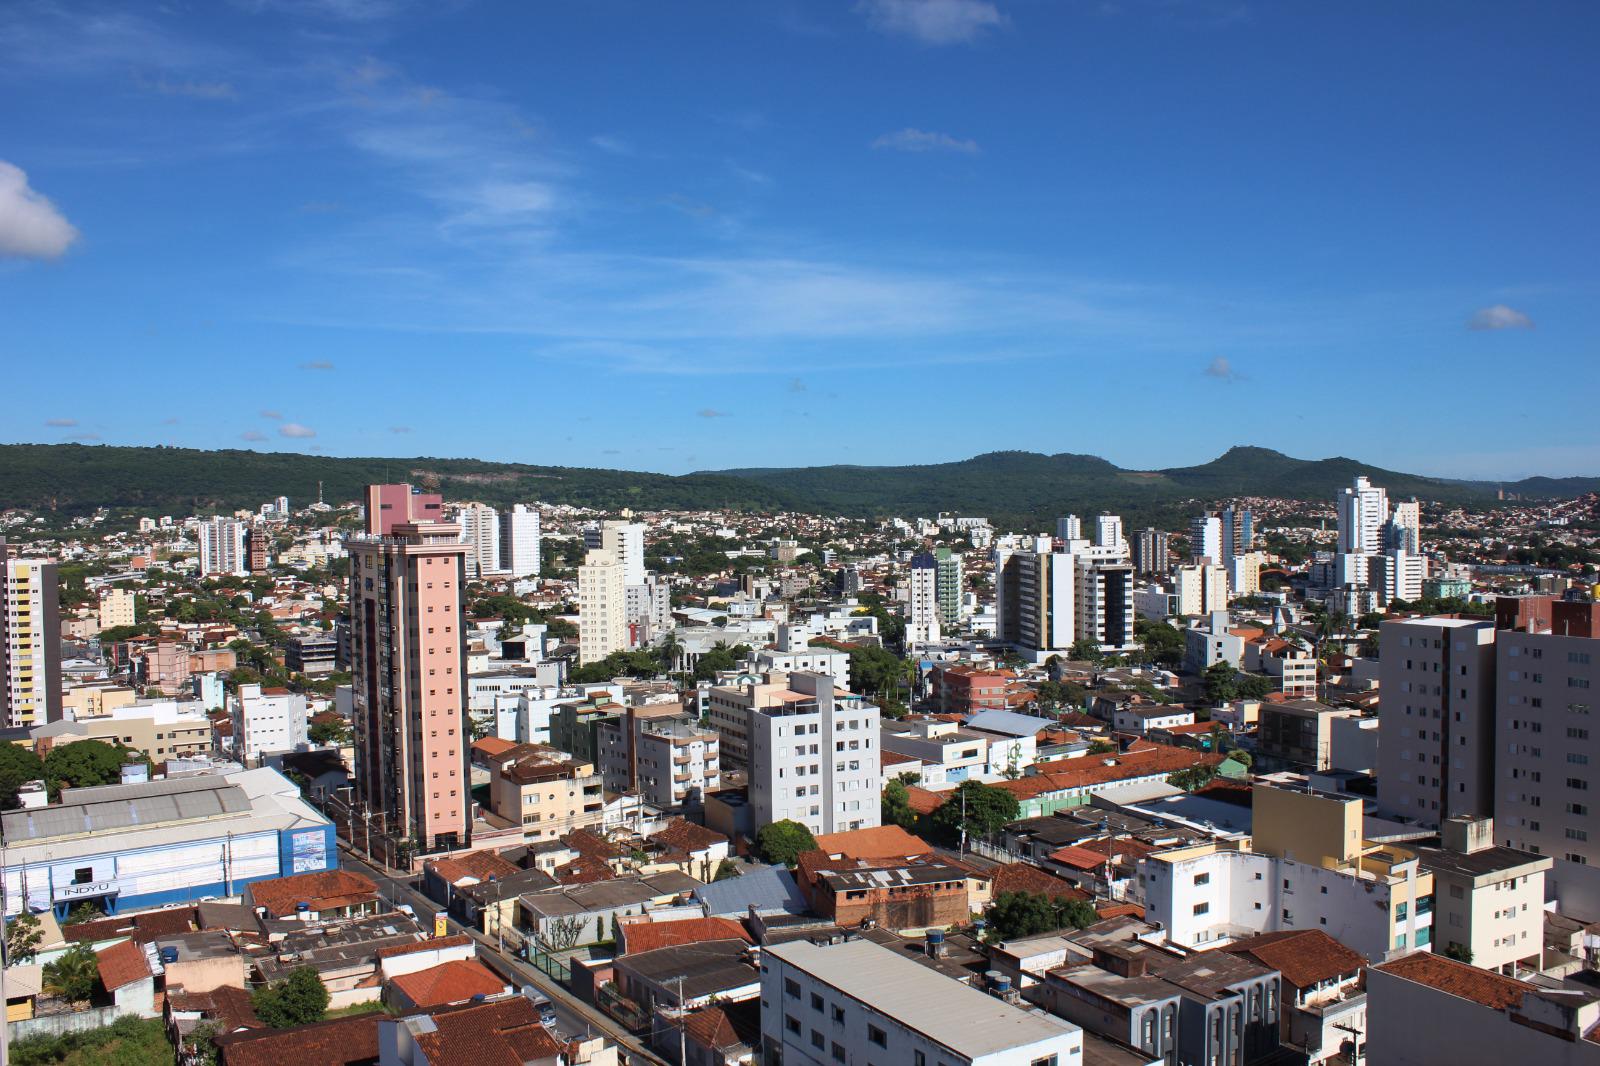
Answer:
[765,937,1078,1059]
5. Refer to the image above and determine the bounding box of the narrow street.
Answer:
[338,848,669,1066]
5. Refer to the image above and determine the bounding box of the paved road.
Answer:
[338,848,668,1066]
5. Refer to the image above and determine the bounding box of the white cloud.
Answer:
[1469,304,1534,331]
[260,409,283,419]
[299,359,335,370]
[1203,356,1243,382]
[788,377,807,393]
[240,430,268,441]
[0,161,79,259]
[161,417,180,425]
[44,417,78,427]
[389,425,411,433]
[279,422,317,438]
[697,408,731,418]
[858,0,1006,44]
[589,135,631,156]
[138,75,237,100]
[871,128,979,154]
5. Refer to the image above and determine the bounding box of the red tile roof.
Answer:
[377,934,472,960]
[96,938,150,992]
[389,959,506,1008]
[988,863,1090,901]
[812,825,929,861]
[682,1000,762,1053]
[620,917,751,956]
[250,869,379,918]
[215,1013,381,1066]
[168,983,264,1034]
[1374,951,1532,1010]
[1048,845,1110,871]
[410,996,564,1066]
[1095,902,1145,920]
[904,786,944,815]
[1223,930,1366,991]
[650,818,730,855]
[428,849,521,885]
[66,906,199,945]
[998,743,1220,800]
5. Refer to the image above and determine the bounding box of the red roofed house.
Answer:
[96,938,156,1017]
[997,743,1222,817]
[385,959,508,1011]
[1224,930,1366,1064]
[378,994,566,1066]
[247,869,381,920]
[216,1012,382,1066]
[616,916,751,956]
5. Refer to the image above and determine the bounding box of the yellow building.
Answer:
[97,588,138,630]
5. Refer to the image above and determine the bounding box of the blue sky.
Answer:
[2,0,1597,480]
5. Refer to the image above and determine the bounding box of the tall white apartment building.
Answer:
[761,937,1082,1066]
[906,552,941,646]
[1094,512,1126,554]
[993,538,1074,661]
[1377,616,1497,826]
[98,587,137,630]
[1369,548,1428,605]
[1076,558,1136,653]
[1387,500,1422,554]
[1056,514,1082,542]
[230,681,308,763]
[1,542,62,728]
[454,502,502,578]
[749,671,880,836]
[1174,563,1230,617]
[1228,551,1263,597]
[1189,513,1223,564]
[585,520,646,586]
[624,575,673,645]
[197,517,248,577]
[1337,476,1389,554]
[498,504,541,579]
[578,549,628,665]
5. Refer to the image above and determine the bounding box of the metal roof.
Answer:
[963,709,1055,737]
[3,776,250,843]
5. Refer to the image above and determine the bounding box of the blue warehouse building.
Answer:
[1,768,338,920]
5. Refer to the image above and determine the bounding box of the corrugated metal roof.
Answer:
[2,776,249,843]
[693,867,806,916]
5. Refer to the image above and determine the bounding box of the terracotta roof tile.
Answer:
[427,850,520,885]
[682,999,762,1052]
[410,996,562,1066]
[812,825,929,861]
[650,818,729,855]
[989,863,1090,900]
[1223,930,1366,991]
[250,869,379,918]
[377,934,472,960]
[619,917,751,956]
[998,743,1220,799]
[215,1012,381,1066]
[1048,845,1109,871]
[904,786,944,815]
[389,960,506,1008]
[96,938,150,992]
[1374,951,1532,1010]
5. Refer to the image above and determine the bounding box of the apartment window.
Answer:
[1193,902,1210,916]
[785,978,800,999]
[868,1025,887,1048]
[811,993,823,1012]
[831,1044,846,1064]
[1193,872,1210,886]
[1031,1058,1060,1066]
[1570,728,1591,740]
[810,1031,824,1050]
[832,1005,845,1024]
[1568,828,1590,842]
[785,1016,801,1034]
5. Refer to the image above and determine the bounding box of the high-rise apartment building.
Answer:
[1189,513,1223,564]
[197,517,248,577]
[906,552,941,645]
[454,502,502,578]
[1076,558,1135,652]
[578,549,628,664]
[1228,551,1264,597]
[1338,476,1390,555]
[1377,616,1497,826]
[246,526,272,572]
[1094,513,1126,554]
[364,483,443,535]
[1221,503,1254,563]
[1131,527,1170,576]
[1,541,62,728]
[748,671,880,836]
[348,516,471,852]
[98,587,137,630]
[1056,514,1082,542]
[585,520,646,586]
[933,546,963,629]
[994,537,1075,661]
[499,504,541,579]
[1174,563,1230,617]
[1369,549,1427,605]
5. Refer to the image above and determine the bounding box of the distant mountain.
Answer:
[0,443,1593,527]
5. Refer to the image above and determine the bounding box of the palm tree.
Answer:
[43,944,99,1004]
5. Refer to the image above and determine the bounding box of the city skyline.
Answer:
[3,1,1598,479]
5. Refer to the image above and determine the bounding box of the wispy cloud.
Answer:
[1203,356,1243,382]
[1469,304,1534,331]
[231,0,409,22]
[389,425,411,433]
[858,0,1006,45]
[788,377,808,393]
[298,359,335,370]
[663,193,716,219]
[279,422,317,438]
[0,161,79,259]
[240,430,268,441]
[260,409,283,420]
[697,408,732,418]
[161,417,180,425]
[871,128,979,154]
[589,135,631,155]
[136,74,237,100]
[44,417,78,427]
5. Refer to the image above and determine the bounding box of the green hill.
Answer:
[0,443,1592,528]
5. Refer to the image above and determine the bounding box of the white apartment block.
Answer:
[578,549,628,665]
[586,520,646,586]
[1377,616,1497,826]
[1174,563,1229,617]
[755,625,852,683]
[749,671,880,837]
[454,502,502,577]
[197,517,248,577]
[906,553,941,646]
[1368,549,1428,605]
[498,504,541,578]
[230,682,308,763]
[1414,817,1549,973]
[1,547,61,728]
[1094,513,1125,554]
[1190,513,1223,564]
[1075,559,1135,653]
[760,936,1082,1066]
[1228,551,1263,597]
[633,717,721,810]
[993,538,1075,661]
[98,587,137,630]
[1337,476,1389,555]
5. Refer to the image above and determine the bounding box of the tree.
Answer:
[1068,639,1102,663]
[1202,661,1238,705]
[987,892,1099,940]
[308,718,351,746]
[1168,765,1219,791]
[186,1021,222,1066]
[1134,619,1185,668]
[43,944,99,1003]
[881,779,917,829]
[6,911,44,963]
[755,820,818,867]
[1227,749,1253,769]
[0,742,45,810]
[713,859,740,882]
[1234,672,1276,700]
[1442,943,1474,964]
[1087,740,1117,755]
[64,900,106,926]
[931,780,1020,844]
[252,966,330,1029]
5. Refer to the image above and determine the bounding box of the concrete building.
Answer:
[1076,558,1135,654]
[1221,504,1254,564]
[1,769,336,919]
[453,502,502,578]
[36,697,213,762]
[285,632,339,676]
[98,587,137,630]
[348,516,471,852]
[1368,952,1600,1066]
[586,520,646,586]
[1412,816,1549,973]
[761,936,1082,1066]
[1189,513,1223,564]
[1174,563,1229,617]
[993,537,1074,661]
[1368,548,1428,605]
[578,548,629,665]
[906,552,941,646]
[498,503,541,579]
[0,541,62,728]
[1377,616,1497,826]
[1132,527,1170,577]
[599,706,721,811]
[754,625,852,682]
[749,671,880,837]
[364,483,443,535]
[485,743,605,842]
[1228,551,1264,598]
[1257,700,1362,771]
[230,682,309,763]
[879,718,989,785]
[197,517,248,577]
[934,546,964,629]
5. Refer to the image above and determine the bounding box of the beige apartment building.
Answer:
[706,671,807,767]
[577,548,628,665]
[98,588,137,630]
[1413,816,1549,973]
[61,681,138,720]
[486,744,605,842]
[36,698,214,762]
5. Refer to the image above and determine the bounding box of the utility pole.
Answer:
[677,975,687,1066]
[959,787,968,857]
